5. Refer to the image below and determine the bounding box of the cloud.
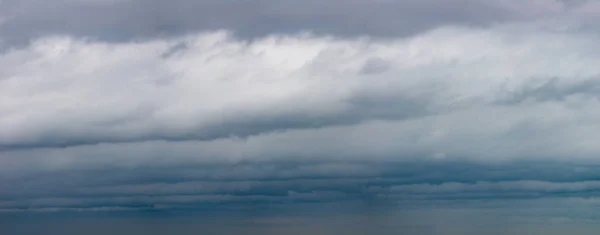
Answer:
[0,0,596,49]
[3,3,600,213]
[410,177,600,194]
[2,25,600,150]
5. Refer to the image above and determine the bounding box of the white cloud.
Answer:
[1,25,600,151]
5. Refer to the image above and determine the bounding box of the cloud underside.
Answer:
[5,162,600,212]
[4,1,600,212]
[2,0,596,47]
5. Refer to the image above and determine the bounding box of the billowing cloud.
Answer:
[2,0,600,218]
[2,24,600,149]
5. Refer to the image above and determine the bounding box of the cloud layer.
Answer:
[3,0,600,214]
[1,0,599,47]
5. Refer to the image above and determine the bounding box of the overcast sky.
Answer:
[3,0,600,234]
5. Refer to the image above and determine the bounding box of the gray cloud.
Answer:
[4,0,600,223]
[2,156,600,211]
[0,0,593,48]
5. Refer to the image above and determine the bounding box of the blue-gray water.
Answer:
[4,198,600,235]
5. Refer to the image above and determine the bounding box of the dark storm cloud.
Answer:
[3,157,600,211]
[0,0,577,48]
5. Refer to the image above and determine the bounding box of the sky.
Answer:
[2,0,600,234]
